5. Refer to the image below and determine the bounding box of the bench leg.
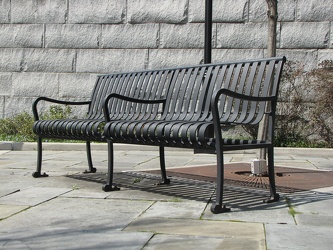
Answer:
[32,137,48,178]
[83,141,97,173]
[102,141,120,192]
[158,146,170,184]
[264,146,280,203]
[210,149,230,213]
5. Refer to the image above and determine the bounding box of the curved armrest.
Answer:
[210,88,276,132]
[103,93,166,122]
[32,96,91,121]
[213,89,276,102]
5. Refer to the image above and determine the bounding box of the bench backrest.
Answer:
[162,57,286,124]
[87,69,174,120]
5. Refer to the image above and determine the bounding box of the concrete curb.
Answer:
[1,141,332,156]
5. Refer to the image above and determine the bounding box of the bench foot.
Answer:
[156,178,171,185]
[102,184,120,192]
[210,203,231,214]
[32,171,49,178]
[264,193,280,203]
[83,167,97,174]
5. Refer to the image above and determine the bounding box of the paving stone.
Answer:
[266,224,333,250]
[0,187,71,206]
[140,201,206,219]
[202,200,295,225]
[0,204,29,220]
[0,197,153,232]
[125,217,265,241]
[146,234,262,250]
[0,228,152,250]
[105,189,174,201]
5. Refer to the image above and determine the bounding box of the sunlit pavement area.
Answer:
[0,142,333,249]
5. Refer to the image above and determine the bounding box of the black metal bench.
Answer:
[102,57,286,213]
[32,69,172,178]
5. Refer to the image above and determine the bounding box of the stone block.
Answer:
[4,96,36,116]
[318,50,333,65]
[277,49,318,71]
[102,24,159,48]
[189,0,247,23]
[212,49,265,63]
[249,0,296,22]
[0,73,12,96]
[0,96,4,118]
[76,49,147,73]
[280,22,330,49]
[22,49,76,73]
[68,0,126,24]
[58,73,96,98]
[160,23,207,49]
[127,0,187,24]
[0,0,10,23]
[297,0,333,21]
[216,23,268,49]
[0,24,43,48]
[45,24,100,49]
[0,49,24,72]
[11,0,67,23]
[147,49,203,69]
[12,72,59,97]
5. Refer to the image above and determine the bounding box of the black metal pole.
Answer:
[204,0,213,64]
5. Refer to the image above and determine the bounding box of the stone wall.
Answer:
[0,0,332,118]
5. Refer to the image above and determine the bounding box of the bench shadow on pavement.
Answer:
[67,171,333,212]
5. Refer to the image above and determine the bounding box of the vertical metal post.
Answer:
[204,0,213,64]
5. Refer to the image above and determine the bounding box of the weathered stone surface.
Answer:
[147,49,203,69]
[68,0,126,24]
[0,48,24,72]
[76,49,147,73]
[0,0,10,23]
[102,24,159,48]
[0,24,43,48]
[212,49,264,63]
[160,23,206,48]
[12,72,58,97]
[318,49,333,64]
[58,73,96,98]
[127,0,188,24]
[22,49,76,73]
[280,22,330,49]
[277,49,318,71]
[189,0,247,23]
[11,0,67,23]
[249,0,296,22]
[45,24,101,48]
[0,73,12,96]
[216,23,268,49]
[0,96,4,118]
[297,0,333,21]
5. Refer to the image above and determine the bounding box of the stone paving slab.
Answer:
[145,234,262,250]
[125,217,265,242]
[0,197,153,232]
[265,224,333,250]
[138,201,206,219]
[0,228,153,250]
[0,204,29,220]
[0,187,71,206]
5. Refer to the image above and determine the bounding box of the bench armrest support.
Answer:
[103,93,166,122]
[32,97,91,121]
